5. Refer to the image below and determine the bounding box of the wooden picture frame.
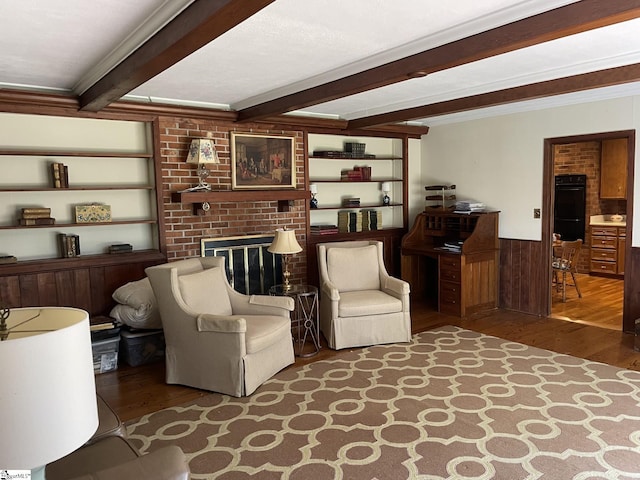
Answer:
[231,133,296,189]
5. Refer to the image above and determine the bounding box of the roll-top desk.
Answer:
[401,211,499,317]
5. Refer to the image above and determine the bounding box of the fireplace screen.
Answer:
[201,234,282,295]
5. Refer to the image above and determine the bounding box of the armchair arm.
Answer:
[69,446,190,480]
[320,278,340,301]
[197,314,246,333]
[382,275,410,297]
[249,294,294,311]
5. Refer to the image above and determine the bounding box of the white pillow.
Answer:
[178,267,233,316]
[111,277,162,329]
[326,245,381,292]
[110,303,162,330]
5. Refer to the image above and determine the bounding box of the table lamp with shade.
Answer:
[268,227,302,291]
[0,306,98,479]
[185,137,220,191]
[381,182,391,206]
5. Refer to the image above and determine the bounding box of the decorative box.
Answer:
[75,204,112,223]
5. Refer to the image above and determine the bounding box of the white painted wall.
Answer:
[419,96,640,245]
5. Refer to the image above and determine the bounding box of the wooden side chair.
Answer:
[552,239,583,302]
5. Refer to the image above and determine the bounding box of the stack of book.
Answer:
[0,255,17,264]
[310,224,339,236]
[338,210,362,233]
[58,233,80,258]
[50,162,69,188]
[361,209,382,231]
[108,243,133,254]
[341,168,364,181]
[342,197,361,207]
[18,207,55,226]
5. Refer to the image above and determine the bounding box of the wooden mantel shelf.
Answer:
[171,189,310,214]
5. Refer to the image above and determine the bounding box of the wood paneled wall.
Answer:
[499,238,547,317]
[0,252,165,317]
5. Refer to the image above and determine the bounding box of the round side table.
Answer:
[269,284,320,357]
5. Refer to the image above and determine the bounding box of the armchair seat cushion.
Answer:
[338,290,403,318]
[242,314,292,354]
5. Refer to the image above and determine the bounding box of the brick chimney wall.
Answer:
[158,117,308,284]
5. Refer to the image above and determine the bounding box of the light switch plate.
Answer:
[534,208,541,219]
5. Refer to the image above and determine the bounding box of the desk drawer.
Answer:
[591,226,618,236]
[590,260,617,274]
[440,256,461,282]
[439,280,461,316]
[590,248,617,262]
[591,236,617,249]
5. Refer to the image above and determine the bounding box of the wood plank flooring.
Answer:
[550,273,623,330]
[97,291,639,423]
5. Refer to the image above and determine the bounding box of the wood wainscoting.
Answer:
[0,251,166,317]
[499,238,546,316]
[500,237,640,333]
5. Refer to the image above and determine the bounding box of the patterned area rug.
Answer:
[126,326,640,479]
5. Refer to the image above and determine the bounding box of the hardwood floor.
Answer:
[97,296,640,423]
[550,273,623,330]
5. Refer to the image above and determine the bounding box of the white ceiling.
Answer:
[1,0,639,126]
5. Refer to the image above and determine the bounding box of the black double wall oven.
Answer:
[553,174,587,242]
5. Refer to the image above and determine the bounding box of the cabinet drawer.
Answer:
[591,226,618,237]
[439,255,461,270]
[440,266,461,282]
[590,236,617,249]
[590,248,617,262]
[440,280,461,301]
[591,260,618,274]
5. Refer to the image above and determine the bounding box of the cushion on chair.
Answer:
[178,267,233,315]
[338,290,403,318]
[241,315,292,354]
[326,245,381,292]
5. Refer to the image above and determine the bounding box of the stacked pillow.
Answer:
[110,278,162,329]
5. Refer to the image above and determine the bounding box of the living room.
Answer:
[2,1,640,478]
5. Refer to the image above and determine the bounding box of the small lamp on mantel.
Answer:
[185,138,220,191]
[268,227,302,291]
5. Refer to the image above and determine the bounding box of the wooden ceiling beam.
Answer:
[236,0,640,123]
[79,0,275,112]
[347,63,640,129]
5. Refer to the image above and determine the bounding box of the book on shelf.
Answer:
[310,224,339,235]
[361,209,382,231]
[108,243,133,253]
[58,233,80,258]
[21,207,51,215]
[0,255,17,264]
[50,162,69,188]
[338,210,362,233]
[18,217,55,226]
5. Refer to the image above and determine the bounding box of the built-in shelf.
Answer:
[171,189,310,215]
[0,185,154,192]
[309,178,402,183]
[312,202,402,211]
[0,219,157,230]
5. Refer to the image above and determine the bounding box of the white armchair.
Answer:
[145,257,295,397]
[317,240,411,350]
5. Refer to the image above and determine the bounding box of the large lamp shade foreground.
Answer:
[0,307,98,476]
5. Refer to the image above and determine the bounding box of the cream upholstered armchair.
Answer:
[317,240,411,350]
[145,257,295,397]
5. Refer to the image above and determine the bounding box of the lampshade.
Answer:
[0,307,98,476]
[268,228,302,255]
[309,183,318,195]
[186,138,219,165]
[381,182,391,193]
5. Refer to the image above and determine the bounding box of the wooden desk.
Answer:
[401,211,499,317]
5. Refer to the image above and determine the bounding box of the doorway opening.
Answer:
[544,131,635,332]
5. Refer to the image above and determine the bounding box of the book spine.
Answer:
[51,162,61,188]
[19,218,55,226]
[21,213,53,219]
[21,207,51,215]
[62,165,69,188]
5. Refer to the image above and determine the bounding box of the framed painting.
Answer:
[231,133,296,189]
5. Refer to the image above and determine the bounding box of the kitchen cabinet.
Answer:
[590,225,625,276]
[600,138,628,199]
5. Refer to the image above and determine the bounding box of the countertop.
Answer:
[589,214,626,227]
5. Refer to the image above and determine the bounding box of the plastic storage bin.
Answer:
[119,329,165,367]
[92,336,120,374]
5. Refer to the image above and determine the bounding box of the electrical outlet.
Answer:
[533,208,541,219]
